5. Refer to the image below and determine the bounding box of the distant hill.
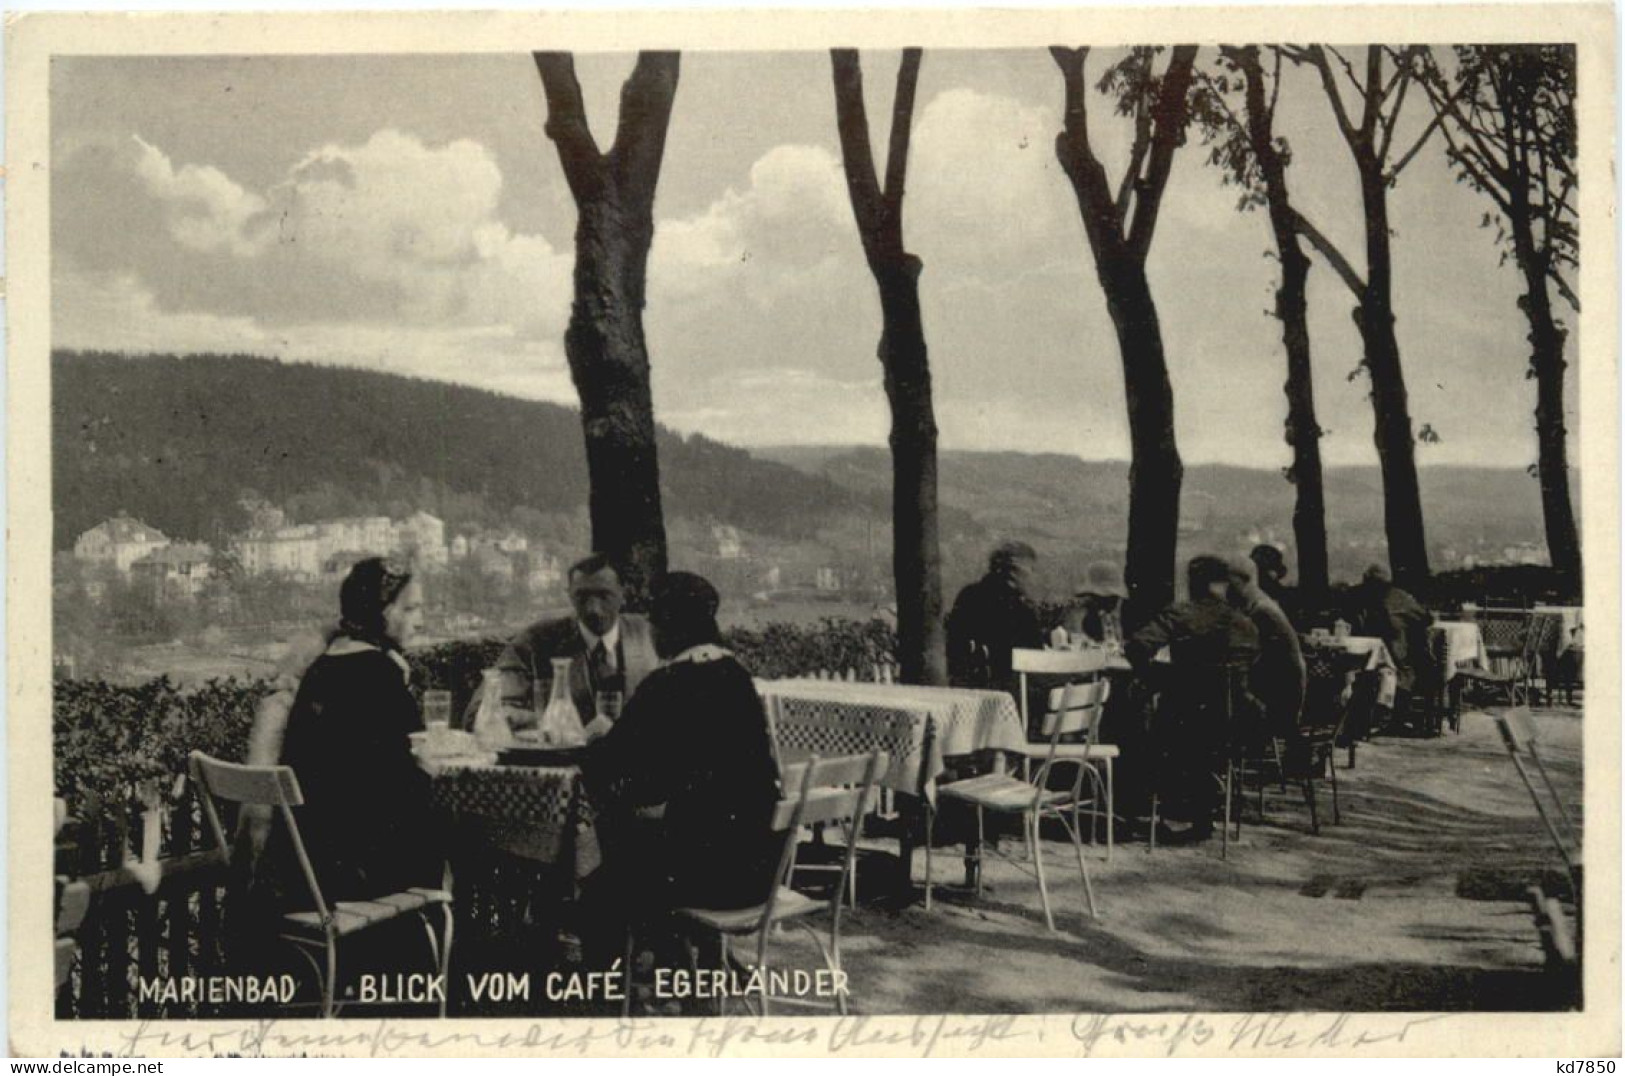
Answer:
[51,351,883,550]
[756,444,1554,585]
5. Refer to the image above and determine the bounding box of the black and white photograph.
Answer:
[9,5,1618,1058]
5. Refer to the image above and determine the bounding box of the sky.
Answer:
[50,47,1578,470]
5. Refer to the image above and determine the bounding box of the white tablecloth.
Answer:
[1432,621,1488,682]
[758,679,1028,800]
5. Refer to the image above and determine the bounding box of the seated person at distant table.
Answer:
[1125,555,1261,842]
[495,552,660,729]
[945,540,1043,694]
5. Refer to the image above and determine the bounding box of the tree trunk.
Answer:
[1238,48,1330,598]
[535,53,678,607]
[1516,241,1582,587]
[878,265,948,685]
[1102,258,1183,615]
[831,49,947,686]
[1356,162,1430,590]
[566,194,669,605]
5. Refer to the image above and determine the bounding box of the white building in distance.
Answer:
[73,515,172,574]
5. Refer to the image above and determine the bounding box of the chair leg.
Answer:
[1060,807,1099,919]
[1221,765,1232,861]
[1030,811,1055,932]
[322,936,338,1019]
[1148,793,1158,854]
[1105,760,1115,862]
[923,802,934,910]
[973,807,986,897]
[1328,751,1342,825]
[621,929,637,1019]
[1304,775,1320,836]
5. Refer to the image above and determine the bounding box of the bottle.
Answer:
[472,669,511,750]
[536,657,586,748]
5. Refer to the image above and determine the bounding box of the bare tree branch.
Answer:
[609,52,681,206]
[1296,46,1359,147]
[1384,102,1450,182]
[1359,46,1384,136]
[1050,46,1126,248]
[1126,44,1199,258]
[534,52,605,203]
[1291,208,1367,296]
[1324,45,1367,98]
[831,49,886,259]
[882,49,924,211]
[1116,96,1154,220]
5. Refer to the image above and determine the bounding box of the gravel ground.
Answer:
[770,705,1582,1014]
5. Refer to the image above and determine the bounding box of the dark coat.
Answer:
[1240,587,1307,734]
[1354,582,1435,691]
[583,648,782,911]
[945,574,1043,691]
[276,644,441,904]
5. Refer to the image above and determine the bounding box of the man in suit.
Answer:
[496,553,660,728]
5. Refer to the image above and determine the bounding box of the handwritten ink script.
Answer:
[99,1012,1450,1059]
[1070,1013,1456,1057]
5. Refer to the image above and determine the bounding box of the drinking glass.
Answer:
[423,689,453,730]
[595,689,624,723]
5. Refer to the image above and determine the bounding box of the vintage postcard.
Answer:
[7,4,1619,1059]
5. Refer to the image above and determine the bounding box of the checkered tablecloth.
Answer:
[1432,621,1488,682]
[1303,636,1397,708]
[758,679,1028,800]
[428,763,600,878]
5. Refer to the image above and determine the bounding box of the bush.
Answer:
[723,618,897,679]
[54,618,903,829]
[53,676,267,830]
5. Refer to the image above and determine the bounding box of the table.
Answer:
[1431,621,1487,683]
[1303,635,1397,708]
[425,761,602,879]
[758,679,1029,802]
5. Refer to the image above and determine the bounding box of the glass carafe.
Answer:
[472,668,512,750]
[535,657,586,748]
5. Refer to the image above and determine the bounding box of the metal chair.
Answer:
[1467,610,1553,707]
[660,750,885,1017]
[189,751,454,1018]
[1148,662,1255,859]
[926,679,1102,930]
[1298,648,1366,833]
[1014,649,1117,859]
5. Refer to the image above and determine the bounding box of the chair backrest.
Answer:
[1301,648,1365,736]
[1040,677,1112,740]
[1013,647,1109,676]
[1477,609,1533,655]
[1031,675,1110,803]
[779,750,889,828]
[1522,614,1556,665]
[188,750,330,923]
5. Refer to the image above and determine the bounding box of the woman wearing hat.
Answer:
[1065,561,1129,646]
[275,556,444,902]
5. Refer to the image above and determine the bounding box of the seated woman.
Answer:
[583,571,781,929]
[273,557,444,904]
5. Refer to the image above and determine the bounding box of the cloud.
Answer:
[131,135,272,257]
[650,143,856,307]
[65,129,574,341]
[910,88,1074,260]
